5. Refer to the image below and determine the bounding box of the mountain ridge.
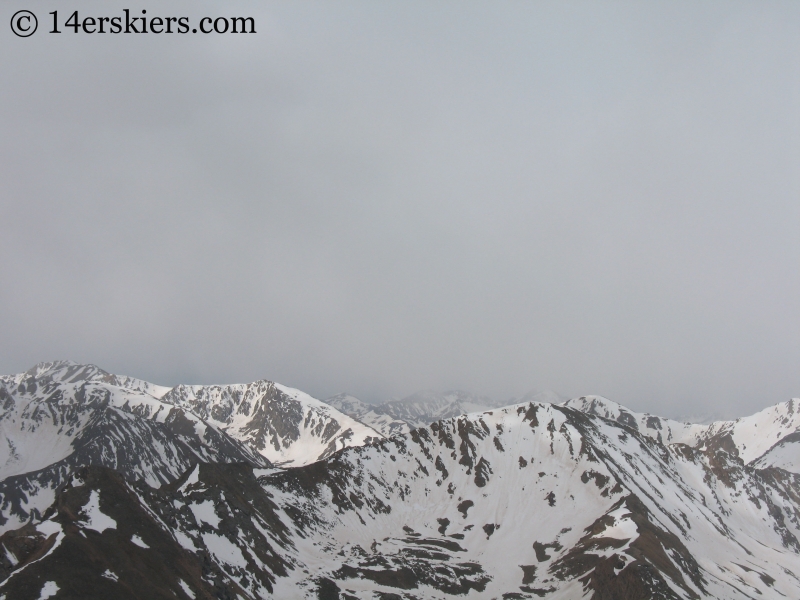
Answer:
[1,362,800,598]
[2,399,800,598]
[564,394,800,474]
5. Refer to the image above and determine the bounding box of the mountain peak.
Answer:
[23,360,111,383]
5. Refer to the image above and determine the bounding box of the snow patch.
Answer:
[253,467,283,478]
[178,464,200,493]
[80,490,116,533]
[193,420,207,439]
[600,505,638,540]
[37,581,59,600]
[35,519,62,537]
[201,532,248,568]
[178,579,195,599]
[131,534,149,548]
[2,544,17,567]
[174,530,197,551]
[190,500,220,529]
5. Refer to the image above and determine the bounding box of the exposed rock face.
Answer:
[2,397,799,599]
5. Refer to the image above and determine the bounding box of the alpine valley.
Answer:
[1,363,799,600]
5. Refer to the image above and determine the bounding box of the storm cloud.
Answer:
[2,1,799,418]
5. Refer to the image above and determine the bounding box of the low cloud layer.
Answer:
[2,1,799,418]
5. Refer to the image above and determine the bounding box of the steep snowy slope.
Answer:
[751,432,800,472]
[565,395,800,473]
[563,396,706,445]
[701,398,800,466]
[162,382,381,467]
[4,401,799,599]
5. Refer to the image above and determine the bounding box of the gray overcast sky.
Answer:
[1,1,799,418]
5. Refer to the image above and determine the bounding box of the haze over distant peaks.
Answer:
[326,389,566,435]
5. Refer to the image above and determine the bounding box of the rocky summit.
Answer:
[0,363,799,599]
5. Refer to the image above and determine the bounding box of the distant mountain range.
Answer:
[1,362,799,599]
[325,389,566,436]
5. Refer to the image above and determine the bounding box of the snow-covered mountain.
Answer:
[162,382,381,467]
[565,395,800,474]
[0,361,272,532]
[3,399,800,599]
[0,362,379,532]
[2,362,800,599]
